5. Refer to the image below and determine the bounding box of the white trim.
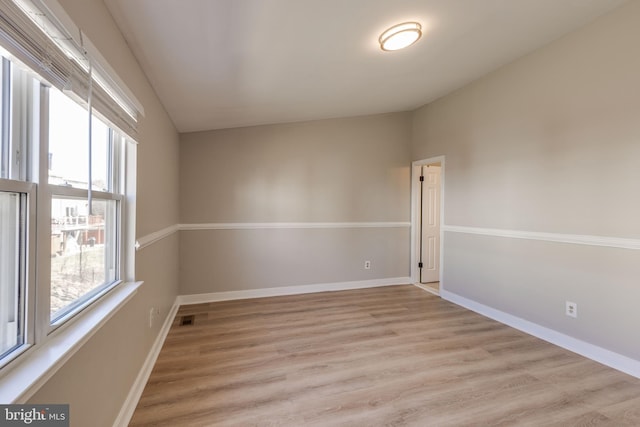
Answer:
[413,282,440,296]
[443,225,640,251]
[114,301,179,427]
[0,281,142,403]
[410,156,446,286]
[135,222,411,251]
[441,290,640,379]
[177,277,412,305]
[135,224,179,251]
[179,222,411,231]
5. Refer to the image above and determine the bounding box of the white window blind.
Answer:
[0,0,142,139]
[0,0,70,90]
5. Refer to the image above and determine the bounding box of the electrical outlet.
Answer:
[566,301,577,318]
[364,260,371,270]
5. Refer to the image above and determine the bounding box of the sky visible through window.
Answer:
[48,87,109,191]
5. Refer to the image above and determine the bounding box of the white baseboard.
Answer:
[113,301,179,427]
[413,282,440,296]
[177,277,412,305]
[441,290,640,379]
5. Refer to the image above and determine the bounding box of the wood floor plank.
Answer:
[599,396,640,426]
[129,285,640,426]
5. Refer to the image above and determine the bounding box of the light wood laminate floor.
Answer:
[129,285,640,426]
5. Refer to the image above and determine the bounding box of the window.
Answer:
[0,50,133,369]
[0,55,37,368]
[48,87,124,323]
[48,89,113,191]
[0,0,141,377]
[0,190,25,359]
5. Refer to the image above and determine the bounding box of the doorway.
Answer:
[411,156,444,295]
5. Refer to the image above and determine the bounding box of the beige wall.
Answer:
[27,0,180,426]
[413,1,640,359]
[179,113,412,294]
[22,0,640,424]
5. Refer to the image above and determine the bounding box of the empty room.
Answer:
[0,0,639,426]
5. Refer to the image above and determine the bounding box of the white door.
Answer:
[420,165,440,283]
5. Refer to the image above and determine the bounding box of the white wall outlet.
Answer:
[364,260,371,270]
[566,301,577,318]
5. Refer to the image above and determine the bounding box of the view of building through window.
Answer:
[50,197,117,318]
[48,86,121,321]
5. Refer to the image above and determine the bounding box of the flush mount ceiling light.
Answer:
[379,22,422,51]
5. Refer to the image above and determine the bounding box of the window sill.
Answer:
[0,281,142,403]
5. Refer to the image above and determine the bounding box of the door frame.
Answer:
[410,155,445,288]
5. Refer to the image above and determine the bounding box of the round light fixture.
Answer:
[379,22,422,51]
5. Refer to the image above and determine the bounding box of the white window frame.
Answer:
[0,178,36,369]
[0,51,140,402]
[1,57,129,348]
[38,82,131,330]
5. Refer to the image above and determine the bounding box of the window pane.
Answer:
[48,89,89,188]
[50,197,117,320]
[48,88,112,191]
[0,191,24,359]
[91,118,110,192]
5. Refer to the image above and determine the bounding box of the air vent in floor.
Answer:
[180,315,195,326]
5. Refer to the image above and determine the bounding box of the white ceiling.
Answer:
[103,0,627,133]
